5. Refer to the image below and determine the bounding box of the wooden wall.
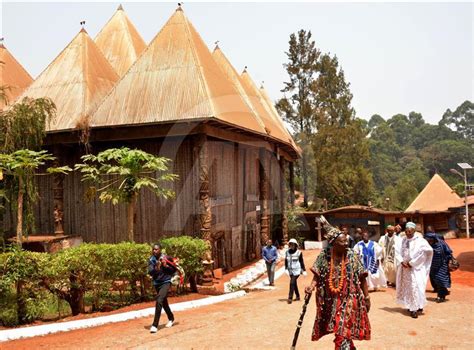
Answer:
[5,133,290,271]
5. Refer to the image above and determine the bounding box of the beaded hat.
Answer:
[317,215,342,244]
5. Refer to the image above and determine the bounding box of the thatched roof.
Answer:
[91,7,267,136]
[16,29,119,132]
[258,84,301,154]
[405,174,463,213]
[95,5,146,77]
[0,44,33,108]
[212,45,294,148]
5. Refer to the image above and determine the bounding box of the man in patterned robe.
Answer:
[306,216,371,350]
[379,225,402,286]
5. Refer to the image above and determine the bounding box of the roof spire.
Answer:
[80,20,87,33]
[214,40,220,50]
[260,80,265,89]
[177,2,183,11]
[117,4,124,11]
[0,37,4,48]
[242,65,248,74]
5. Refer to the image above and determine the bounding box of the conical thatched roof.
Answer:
[258,84,300,153]
[212,46,296,150]
[405,174,463,213]
[211,46,266,131]
[91,7,266,136]
[239,68,290,143]
[16,29,119,132]
[95,5,146,77]
[0,44,33,108]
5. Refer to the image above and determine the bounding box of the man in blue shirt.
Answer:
[148,243,176,333]
[262,239,278,286]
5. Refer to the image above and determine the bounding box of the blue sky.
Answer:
[2,1,473,124]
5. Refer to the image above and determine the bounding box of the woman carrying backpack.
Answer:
[148,242,176,333]
[285,238,307,304]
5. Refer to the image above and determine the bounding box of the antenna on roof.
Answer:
[243,66,248,73]
[177,2,183,11]
[260,81,265,89]
[117,4,124,11]
[80,20,86,28]
[214,40,220,49]
[0,37,4,48]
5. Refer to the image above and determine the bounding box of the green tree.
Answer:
[0,150,70,244]
[310,53,374,207]
[0,97,56,152]
[276,30,320,207]
[75,147,178,242]
[0,97,56,237]
[440,100,473,140]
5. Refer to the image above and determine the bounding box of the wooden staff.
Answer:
[290,291,312,350]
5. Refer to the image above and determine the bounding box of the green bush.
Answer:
[0,238,207,325]
[0,247,49,325]
[160,236,208,292]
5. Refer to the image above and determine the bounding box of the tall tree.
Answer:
[310,53,374,208]
[276,30,320,207]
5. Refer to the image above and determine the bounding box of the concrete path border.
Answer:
[0,290,247,342]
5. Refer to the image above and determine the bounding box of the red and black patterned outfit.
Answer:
[311,248,371,349]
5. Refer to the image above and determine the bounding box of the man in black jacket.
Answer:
[148,243,176,333]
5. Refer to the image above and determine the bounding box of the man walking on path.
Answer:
[354,231,387,290]
[262,239,278,286]
[379,225,402,286]
[306,216,371,350]
[396,222,433,318]
[148,243,176,333]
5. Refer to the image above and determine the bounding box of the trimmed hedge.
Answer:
[0,236,207,326]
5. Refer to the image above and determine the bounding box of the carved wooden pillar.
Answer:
[194,134,213,286]
[289,161,295,207]
[279,157,288,244]
[52,147,65,235]
[259,148,269,244]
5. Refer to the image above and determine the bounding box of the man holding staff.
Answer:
[305,216,371,350]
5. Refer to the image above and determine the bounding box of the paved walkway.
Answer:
[3,240,474,349]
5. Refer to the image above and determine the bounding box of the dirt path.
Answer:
[3,240,474,349]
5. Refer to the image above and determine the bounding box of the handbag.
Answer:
[448,257,460,272]
[163,257,185,286]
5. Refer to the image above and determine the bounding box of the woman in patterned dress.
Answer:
[305,216,371,350]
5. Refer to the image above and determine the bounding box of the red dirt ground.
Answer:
[2,239,474,349]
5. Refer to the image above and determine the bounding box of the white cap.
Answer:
[288,238,298,245]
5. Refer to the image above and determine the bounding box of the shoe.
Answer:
[269,282,274,286]
[295,297,301,301]
[287,299,292,304]
[410,311,418,319]
[165,320,174,328]
[435,297,446,303]
[150,325,158,333]
[417,308,423,314]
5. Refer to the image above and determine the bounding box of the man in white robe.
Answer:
[354,231,387,290]
[379,225,402,286]
[396,221,433,318]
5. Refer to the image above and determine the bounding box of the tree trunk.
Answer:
[127,193,138,242]
[67,274,85,316]
[16,177,24,246]
[16,280,27,324]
